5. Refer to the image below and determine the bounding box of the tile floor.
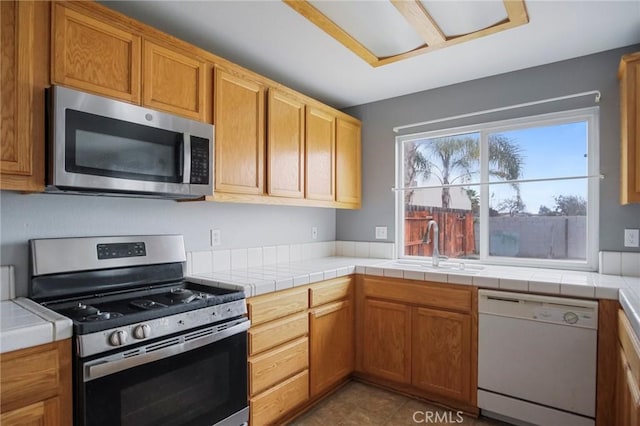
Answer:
[288,381,512,426]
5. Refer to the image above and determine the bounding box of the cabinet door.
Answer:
[305,106,335,201]
[336,118,361,206]
[412,307,472,402]
[620,53,640,204]
[362,298,411,384]
[214,68,265,194]
[142,40,208,122]
[0,0,47,191]
[1,397,59,426]
[52,3,141,103]
[267,89,305,198]
[310,300,354,397]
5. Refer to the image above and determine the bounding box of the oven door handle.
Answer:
[85,319,249,382]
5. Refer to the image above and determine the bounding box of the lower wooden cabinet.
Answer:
[0,340,72,426]
[309,299,354,396]
[250,370,309,426]
[362,298,412,384]
[615,310,640,425]
[412,307,472,402]
[356,276,477,411]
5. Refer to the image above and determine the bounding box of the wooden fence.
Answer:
[404,207,476,257]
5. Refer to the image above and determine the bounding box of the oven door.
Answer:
[50,85,213,198]
[77,319,249,426]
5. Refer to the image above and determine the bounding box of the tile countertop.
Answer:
[189,256,640,338]
[0,297,73,354]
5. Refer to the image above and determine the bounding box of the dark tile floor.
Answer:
[288,381,512,426]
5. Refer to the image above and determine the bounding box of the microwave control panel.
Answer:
[190,136,209,185]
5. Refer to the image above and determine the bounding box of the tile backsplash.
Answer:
[600,251,640,277]
[187,240,395,275]
[1,265,15,301]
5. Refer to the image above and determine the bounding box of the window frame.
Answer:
[395,107,600,271]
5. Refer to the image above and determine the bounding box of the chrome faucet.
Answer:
[423,220,441,267]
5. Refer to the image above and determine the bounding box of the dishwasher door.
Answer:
[478,290,598,425]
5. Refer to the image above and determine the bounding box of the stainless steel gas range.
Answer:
[29,235,249,426]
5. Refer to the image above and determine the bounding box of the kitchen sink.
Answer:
[385,260,484,275]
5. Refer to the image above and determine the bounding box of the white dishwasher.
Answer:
[477,290,598,426]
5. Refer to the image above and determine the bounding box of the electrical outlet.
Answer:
[375,226,387,240]
[210,229,221,247]
[311,227,318,240]
[624,229,640,248]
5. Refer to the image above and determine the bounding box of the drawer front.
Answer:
[619,310,640,384]
[249,312,308,356]
[250,369,309,426]
[249,337,308,396]
[0,343,60,410]
[248,287,308,326]
[309,276,352,307]
[363,277,472,313]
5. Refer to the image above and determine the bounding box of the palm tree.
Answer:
[410,134,523,209]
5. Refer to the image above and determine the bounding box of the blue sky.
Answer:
[410,120,589,213]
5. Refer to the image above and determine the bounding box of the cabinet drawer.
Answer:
[249,337,308,396]
[249,312,308,356]
[250,369,309,426]
[309,276,352,307]
[363,277,472,313]
[248,287,308,326]
[0,343,60,411]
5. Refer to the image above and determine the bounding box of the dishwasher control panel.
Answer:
[478,289,598,329]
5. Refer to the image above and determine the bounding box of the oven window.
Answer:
[80,331,247,426]
[65,109,183,183]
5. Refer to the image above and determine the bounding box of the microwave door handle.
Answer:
[182,133,191,184]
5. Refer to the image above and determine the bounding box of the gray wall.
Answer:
[0,191,335,296]
[338,44,640,253]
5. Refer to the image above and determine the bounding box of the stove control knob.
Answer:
[133,324,151,340]
[109,330,128,346]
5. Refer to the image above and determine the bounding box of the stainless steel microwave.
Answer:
[47,86,214,199]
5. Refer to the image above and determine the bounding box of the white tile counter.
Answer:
[0,297,72,353]
[189,256,640,338]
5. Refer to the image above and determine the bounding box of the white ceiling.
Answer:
[102,1,640,109]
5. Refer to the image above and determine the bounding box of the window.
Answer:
[396,108,599,270]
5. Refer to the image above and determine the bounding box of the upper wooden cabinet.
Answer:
[52,3,141,103]
[306,106,336,201]
[267,89,305,198]
[214,67,265,195]
[336,118,362,207]
[0,0,48,192]
[619,52,640,204]
[142,40,208,122]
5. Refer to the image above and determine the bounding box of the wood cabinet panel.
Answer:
[412,307,472,402]
[336,118,362,206]
[363,277,472,313]
[0,340,71,425]
[310,299,354,397]
[362,298,412,384]
[620,52,640,204]
[250,369,309,426]
[214,68,265,194]
[248,286,308,326]
[52,3,141,103]
[267,89,305,198]
[142,40,208,121]
[0,0,48,191]
[249,337,308,396]
[249,311,308,356]
[0,397,59,426]
[305,106,335,201]
[309,276,352,307]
